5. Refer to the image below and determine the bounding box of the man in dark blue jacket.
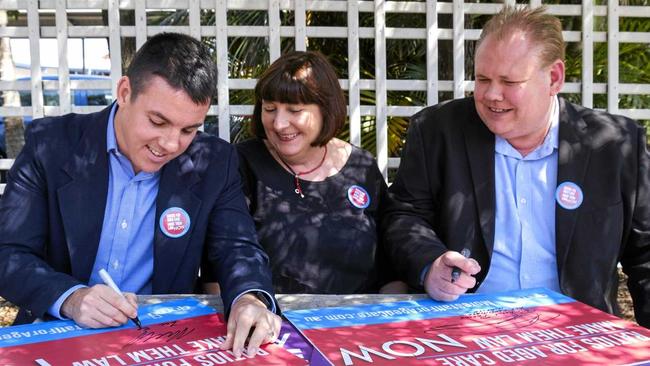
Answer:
[0,32,279,357]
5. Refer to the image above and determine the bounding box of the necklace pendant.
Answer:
[278,145,327,201]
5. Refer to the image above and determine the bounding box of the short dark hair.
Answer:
[126,32,217,104]
[252,51,346,146]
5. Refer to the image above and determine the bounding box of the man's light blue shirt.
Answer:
[477,97,561,294]
[48,103,160,317]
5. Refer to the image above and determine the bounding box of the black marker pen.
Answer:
[451,248,471,283]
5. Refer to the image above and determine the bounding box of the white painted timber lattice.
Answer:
[0,1,647,183]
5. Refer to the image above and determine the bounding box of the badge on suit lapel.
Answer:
[347,185,370,209]
[159,207,191,238]
[555,181,583,210]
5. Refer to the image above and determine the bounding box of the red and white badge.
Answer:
[555,181,583,210]
[347,185,370,209]
[159,207,191,238]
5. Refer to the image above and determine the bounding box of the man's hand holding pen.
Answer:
[424,249,481,302]
[61,285,139,329]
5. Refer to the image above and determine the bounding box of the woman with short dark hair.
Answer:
[238,51,403,294]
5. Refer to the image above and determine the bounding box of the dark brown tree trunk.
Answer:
[4,116,23,158]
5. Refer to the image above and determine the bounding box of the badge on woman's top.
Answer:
[347,185,370,209]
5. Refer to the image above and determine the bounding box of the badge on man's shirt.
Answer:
[347,185,370,209]
[159,207,191,238]
[555,181,583,210]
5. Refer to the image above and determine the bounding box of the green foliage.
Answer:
[155,4,650,147]
[561,1,650,143]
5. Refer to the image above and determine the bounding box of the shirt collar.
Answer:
[495,96,559,160]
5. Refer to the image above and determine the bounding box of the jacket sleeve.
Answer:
[381,114,449,289]
[621,124,650,328]
[201,147,278,316]
[0,127,83,321]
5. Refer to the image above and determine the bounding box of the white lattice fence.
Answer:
[0,0,649,191]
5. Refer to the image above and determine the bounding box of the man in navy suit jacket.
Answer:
[0,33,279,356]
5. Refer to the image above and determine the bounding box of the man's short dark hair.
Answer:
[126,32,217,104]
[252,51,346,147]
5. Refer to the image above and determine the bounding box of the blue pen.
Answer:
[98,269,142,329]
[451,248,471,283]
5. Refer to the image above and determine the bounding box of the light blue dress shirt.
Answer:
[477,97,562,294]
[48,103,160,318]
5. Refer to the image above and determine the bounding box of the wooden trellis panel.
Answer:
[0,0,648,187]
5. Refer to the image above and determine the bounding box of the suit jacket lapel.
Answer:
[555,98,591,275]
[463,107,496,254]
[153,152,202,293]
[57,107,111,283]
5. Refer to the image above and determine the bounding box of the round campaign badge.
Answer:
[347,185,371,209]
[555,181,584,210]
[159,207,191,238]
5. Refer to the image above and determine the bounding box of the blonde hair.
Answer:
[477,5,565,67]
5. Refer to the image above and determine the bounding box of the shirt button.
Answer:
[520,198,527,205]
[121,219,128,229]
[112,260,119,269]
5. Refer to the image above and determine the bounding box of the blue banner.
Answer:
[0,298,216,347]
[285,288,574,330]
